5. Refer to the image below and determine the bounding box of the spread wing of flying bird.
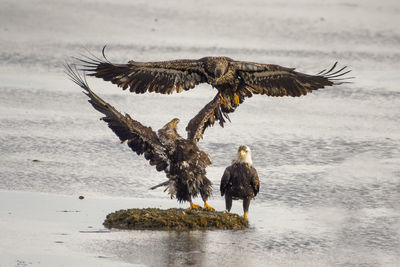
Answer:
[75,46,352,120]
[65,64,218,210]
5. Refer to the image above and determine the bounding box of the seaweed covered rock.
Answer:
[104,208,248,230]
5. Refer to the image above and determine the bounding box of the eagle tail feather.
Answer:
[149,181,169,190]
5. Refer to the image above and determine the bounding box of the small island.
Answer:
[104,208,248,230]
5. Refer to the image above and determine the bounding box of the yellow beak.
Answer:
[170,118,180,127]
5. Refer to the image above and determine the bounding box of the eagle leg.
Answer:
[189,201,201,210]
[219,92,225,104]
[233,93,240,105]
[225,194,232,212]
[203,201,215,211]
[243,197,251,220]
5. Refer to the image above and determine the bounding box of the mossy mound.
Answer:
[103,208,248,230]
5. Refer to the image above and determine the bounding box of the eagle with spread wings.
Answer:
[65,64,220,210]
[76,47,351,124]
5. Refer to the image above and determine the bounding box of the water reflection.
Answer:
[98,231,210,266]
[162,231,207,266]
[94,229,259,266]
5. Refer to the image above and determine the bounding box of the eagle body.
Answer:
[65,65,220,209]
[77,48,351,125]
[166,137,212,202]
[220,145,260,219]
[221,163,259,200]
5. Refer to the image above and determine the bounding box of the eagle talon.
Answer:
[203,201,215,211]
[233,93,240,105]
[219,93,225,104]
[189,201,201,210]
[244,212,248,220]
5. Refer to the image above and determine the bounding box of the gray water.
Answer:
[1,0,400,266]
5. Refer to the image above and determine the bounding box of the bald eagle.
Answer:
[65,64,221,210]
[76,47,351,124]
[220,145,260,219]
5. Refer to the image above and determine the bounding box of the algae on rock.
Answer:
[104,208,248,230]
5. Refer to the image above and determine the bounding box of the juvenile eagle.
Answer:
[220,145,260,219]
[76,47,351,122]
[65,64,221,210]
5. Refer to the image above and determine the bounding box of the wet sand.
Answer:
[3,190,397,267]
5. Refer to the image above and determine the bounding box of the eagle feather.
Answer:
[75,46,352,126]
[65,64,219,204]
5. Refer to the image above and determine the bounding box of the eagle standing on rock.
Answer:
[65,64,222,210]
[76,47,351,125]
[220,145,260,219]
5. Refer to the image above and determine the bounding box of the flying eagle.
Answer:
[76,47,351,123]
[65,64,221,210]
[220,145,260,219]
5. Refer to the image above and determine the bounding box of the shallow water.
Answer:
[1,0,400,266]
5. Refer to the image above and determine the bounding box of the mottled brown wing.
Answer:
[232,61,352,97]
[76,48,207,94]
[65,64,170,173]
[185,93,229,143]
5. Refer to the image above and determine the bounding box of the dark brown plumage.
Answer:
[65,64,220,210]
[220,145,260,219]
[75,47,352,125]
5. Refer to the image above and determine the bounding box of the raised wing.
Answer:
[232,61,352,97]
[75,47,207,94]
[185,93,229,143]
[65,64,169,172]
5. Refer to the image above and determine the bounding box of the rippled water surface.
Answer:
[1,0,399,266]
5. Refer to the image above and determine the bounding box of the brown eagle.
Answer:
[76,47,351,123]
[65,64,221,210]
[220,145,260,219]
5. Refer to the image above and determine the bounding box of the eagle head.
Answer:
[159,118,180,143]
[233,145,253,165]
[166,118,180,129]
[203,57,229,79]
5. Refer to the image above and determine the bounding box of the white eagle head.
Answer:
[232,145,253,165]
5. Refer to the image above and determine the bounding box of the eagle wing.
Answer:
[65,64,170,172]
[186,93,229,143]
[76,47,207,94]
[250,167,260,196]
[220,166,231,197]
[232,61,352,97]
